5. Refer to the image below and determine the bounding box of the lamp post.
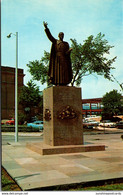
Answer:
[7,32,18,142]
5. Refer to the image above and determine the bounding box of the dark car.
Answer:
[116,121,123,129]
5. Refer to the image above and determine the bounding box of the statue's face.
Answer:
[58,32,64,40]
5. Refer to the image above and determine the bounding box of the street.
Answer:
[2,133,43,145]
[2,127,123,146]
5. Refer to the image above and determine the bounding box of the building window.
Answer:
[82,103,90,110]
[91,103,97,110]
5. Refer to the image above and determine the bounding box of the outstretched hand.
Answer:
[43,21,48,28]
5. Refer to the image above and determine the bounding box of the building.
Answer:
[82,98,103,117]
[1,66,25,119]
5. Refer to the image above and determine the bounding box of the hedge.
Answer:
[1,125,40,132]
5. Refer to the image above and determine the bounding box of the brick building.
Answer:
[82,98,103,117]
[1,66,25,119]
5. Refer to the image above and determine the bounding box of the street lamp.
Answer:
[7,32,18,142]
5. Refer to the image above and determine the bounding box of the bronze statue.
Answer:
[43,22,73,86]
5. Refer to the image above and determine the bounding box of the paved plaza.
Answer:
[2,131,123,191]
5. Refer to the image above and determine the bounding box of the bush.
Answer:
[1,125,40,132]
[18,113,27,125]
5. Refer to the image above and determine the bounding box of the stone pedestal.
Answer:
[43,86,83,146]
[27,86,105,155]
[26,142,105,155]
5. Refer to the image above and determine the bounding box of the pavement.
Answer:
[2,131,123,191]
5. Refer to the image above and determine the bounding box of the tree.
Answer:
[70,33,116,86]
[27,51,50,86]
[101,90,123,119]
[111,75,123,92]
[27,33,116,86]
[19,80,43,121]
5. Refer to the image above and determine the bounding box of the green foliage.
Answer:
[19,80,41,108]
[18,112,27,124]
[27,33,116,86]
[70,33,116,86]
[102,90,123,116]
[70,183,123,191]
[1,125,40,132]
[2,168,21,191]
[18,80,43,121]
[27,51,50,85]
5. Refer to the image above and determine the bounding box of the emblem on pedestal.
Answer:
[44,109,51,121]
[58,106,77,120]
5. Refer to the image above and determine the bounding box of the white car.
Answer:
[99,120,116,128]
[83,119,99,129]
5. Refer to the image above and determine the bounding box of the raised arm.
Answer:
[43,21,56,43]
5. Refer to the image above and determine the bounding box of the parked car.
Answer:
[83,119,99,129]
[99,120,116,128]
[27,120,43,130]
[116,121,123,129]
[86,115,97,118]
[6,119,15,125]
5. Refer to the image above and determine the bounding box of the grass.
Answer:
[69,183,123,191]
[1,167,22,191]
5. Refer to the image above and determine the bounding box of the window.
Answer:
[83,103,90,110]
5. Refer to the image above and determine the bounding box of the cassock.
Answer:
[44,27,73,85]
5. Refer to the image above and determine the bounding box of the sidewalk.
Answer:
[2,133,123,191]
[2,132,43,136]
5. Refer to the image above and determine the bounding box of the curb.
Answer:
[2,132,43,136]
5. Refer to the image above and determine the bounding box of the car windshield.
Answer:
[102,120,111,123]
[33,121,43,124]
[119,121,123,124]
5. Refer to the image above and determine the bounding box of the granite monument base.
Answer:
[27,86,105,155]
[27,142,105,155]
[43,86,84,146]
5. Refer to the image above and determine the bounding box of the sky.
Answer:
[1,0,123,99]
